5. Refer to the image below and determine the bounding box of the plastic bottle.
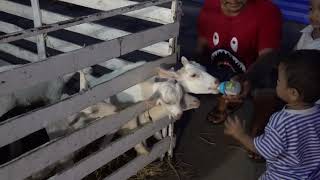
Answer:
[218,81,241,96]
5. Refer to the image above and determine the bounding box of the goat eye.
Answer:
[190,73,197,78]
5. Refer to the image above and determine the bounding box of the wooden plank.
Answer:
[0,0,171,43]
[0,43,38,62]
[0,59,11,66]
[0,55,176,148]
[50,118,173,180]
[0,102,155,180]
[0,23,178,96]
[30,0,46,60]
[121,23,179,55]
[0,0,170,56]
[168,0,182,55]
[57,0,173,24]
[106,137,171,180]
[0,21,131,70]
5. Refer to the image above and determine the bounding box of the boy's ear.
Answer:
[289,88,300,102]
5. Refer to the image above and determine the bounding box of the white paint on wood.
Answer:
[0,23,179,96]
[49,118,173,180]
[106,137,171,180]
[57,0,173,24]
[0,0,170,57]
[0,59,10,66]
[30,0,46,60]
[0,102,149,180]
[0,21,130,69]
[0,55,176,148]
[0,43,38,62]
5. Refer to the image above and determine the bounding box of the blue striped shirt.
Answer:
[254,105,320,180]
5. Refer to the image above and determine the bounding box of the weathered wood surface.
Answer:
[57,0,173,24]
[106,137,171,180]
[49,119,173,180]
[0,22,179,96]
[30,0,46,60]
[0,102,161,180]
[0,54,176,148]
[0,0,171,59]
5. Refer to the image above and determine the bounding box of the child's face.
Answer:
[310,0,320,28]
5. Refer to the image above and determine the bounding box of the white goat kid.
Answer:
[121,93,200,155]
[158,56,220,94]
[0,64,89,118]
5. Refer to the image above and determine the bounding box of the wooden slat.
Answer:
[50,118,173,180]
[121,23,179,55]
[30,0,46,60]
[0,22,179,96]
[0,0,171,43]
[106,138,171,180]
[0,102,157,180]
[0,59,11,66]
[0,21,130,70]
[0,43,38,62]
[57,0,173,24]
[0,1,170,56]
[0,0,170,57]
[0,55,176,148]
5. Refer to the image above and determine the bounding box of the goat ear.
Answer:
[156,99,163,106]
[181,56,190,66]
[157,67,179,79]
[181,94,200,111]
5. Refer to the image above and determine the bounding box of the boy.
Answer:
[296,0,320,105]
[295,0,320,50]
[224,50,320,179]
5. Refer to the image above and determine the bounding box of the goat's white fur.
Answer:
[158,56,220,94]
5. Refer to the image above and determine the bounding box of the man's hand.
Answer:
[224,116,246,138]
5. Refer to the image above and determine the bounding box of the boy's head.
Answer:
[310,0,320,28]
[277,50,320,105]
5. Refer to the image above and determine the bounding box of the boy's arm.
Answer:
[224,116,258,153]
[225,115,285,160]
[234,132,257,154]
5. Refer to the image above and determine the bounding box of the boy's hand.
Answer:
[224,116,246,138]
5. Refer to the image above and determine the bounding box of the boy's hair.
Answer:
[281,50,320,103]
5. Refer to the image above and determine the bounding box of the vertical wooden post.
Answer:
[168,0,182,158]
[30,0,46,60]
[169,0,182,56]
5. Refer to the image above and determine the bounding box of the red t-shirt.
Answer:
[198,0,281,71]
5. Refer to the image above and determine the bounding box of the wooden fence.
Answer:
[0,0,181,179]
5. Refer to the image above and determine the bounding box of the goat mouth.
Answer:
[211,49,246,73]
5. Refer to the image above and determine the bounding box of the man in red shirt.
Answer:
[196,0,282,159]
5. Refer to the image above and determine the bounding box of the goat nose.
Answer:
[214,79,220,85]
[175,112,182,120]
[194,100,200,107]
